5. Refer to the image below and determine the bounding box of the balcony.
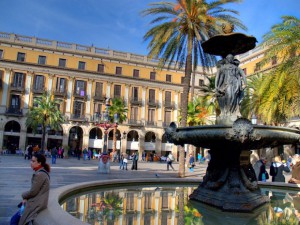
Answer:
[53,90,67,98]
[163,101,175,109]
[130,97,142,106]
[73,90,87,100]
[162,122,171,128]
[90,113,103,123]
[32,87,46,95]
[10,85,25,93]
[128,119,144,127]
[146,121,157,127]
[93,94,106,102]
[5,107,23,116]
[70,114,88,122]
[147,100,159,108]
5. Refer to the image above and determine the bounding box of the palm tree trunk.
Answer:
[41,125,46,154]
[178,34,193,178]
[113,124,117,153]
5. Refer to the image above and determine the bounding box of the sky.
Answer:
[0,0,299,56]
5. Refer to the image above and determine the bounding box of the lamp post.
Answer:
[251,114,257,125]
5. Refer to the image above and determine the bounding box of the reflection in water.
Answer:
[61,185,300,225]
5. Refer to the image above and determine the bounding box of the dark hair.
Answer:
[33,153,51,172]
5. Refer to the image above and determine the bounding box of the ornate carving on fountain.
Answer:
[225,118,261,143]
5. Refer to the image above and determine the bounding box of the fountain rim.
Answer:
[34,178,300,225]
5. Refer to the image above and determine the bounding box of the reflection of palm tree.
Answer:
[87,192,123,224]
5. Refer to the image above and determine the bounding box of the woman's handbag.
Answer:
[10,202,25,225]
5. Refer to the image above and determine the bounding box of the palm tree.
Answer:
[142,0,245,177]
[242,16,300,124]
[108,98,128,153]
[26,92,64,153]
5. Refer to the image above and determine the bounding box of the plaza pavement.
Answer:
[0,155,207,225]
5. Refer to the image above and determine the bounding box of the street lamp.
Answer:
[251,114,257,125]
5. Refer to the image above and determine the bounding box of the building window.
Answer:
[0,49,3,59]
[165,91,171,103]
[78,61,86,70]
[272,56,277,65]
[161,192,169,209]
[130,107,138,121]
[148,108,155,122]
[164,111,171,125]
[94,103,102,114]
[12,72,24,88]
[116,67,122,75]
[17,52,25,62]
[199,79,204,86]
[10,94,21,109]
[56,77,66,93]
[0,70,3,88]
[75,80,86,96]
[95,82,103,97]
[73,101,84,117]
[133,69,139,78]
[59,58,66,67]
[97,64,104,73]
[166,74,172,82]
[114,84,121,98]
[38,55,46,65]
[254,63,261,72]
[126,193,134,210]
[150,71,156,80]
[132,87,139,100]
[34,75,45,91]
[144,193,152,210]
[242,68,247,75]
[149,89,156,103]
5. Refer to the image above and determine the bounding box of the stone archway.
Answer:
[3,120,21,154]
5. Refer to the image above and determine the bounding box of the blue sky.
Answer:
[0,0,299,55]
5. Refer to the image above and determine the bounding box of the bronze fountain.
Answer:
[166,27,300,212]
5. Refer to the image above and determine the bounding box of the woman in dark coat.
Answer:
[18,153,50,225]
[270,156,290,182]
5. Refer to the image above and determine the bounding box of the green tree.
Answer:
[109,98,128,152]
[26,92,64,152]
[142,0,246,177]
[242,16,300,124]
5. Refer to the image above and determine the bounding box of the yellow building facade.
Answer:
[0,32,208,159]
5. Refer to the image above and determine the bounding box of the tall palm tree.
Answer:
[242,16,300,124]
[109,98,128,152]
[26,92,64,153]
[142,0,246,177]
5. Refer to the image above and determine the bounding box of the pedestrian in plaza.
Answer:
[27,145,33,160]
[77,148,82,160]
[119,153,124,169]
[188,153,195,172]
[122,154,128,170]
[83,147,88,160]
[197,152,202,164]
[131,152,138,170]
[253,157,269,181]
[11,153,50,225]
[270,155,290,182]
[24,145,29,160]
[51,146,58,164]
[167,152,175,171]
[88,149,92,160]
[288,154,300,184]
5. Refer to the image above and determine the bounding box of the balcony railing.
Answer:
[10,85,25,93]
[32,87,46,94]
[128,119,144,127]
[53,90,67,97]
[93,94,106,102]
[73,90,87,99]
[147,100,159,108]
[163,101,175,109]
[70,114,88,122]
[146,121,157,127]
[130,97,142,106]
[5,107,23,116]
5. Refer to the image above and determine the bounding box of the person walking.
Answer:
[12,153,50,225]
[188,153,195,172]
[122,154,128,170]
[51,146,58,165]
[253,157,269,181]
[270,156,290,182]
[83,147,88,160]
[167,152,175,171]
[131,152,138,170]
[119,153,124,169]
[197,152,202,164]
